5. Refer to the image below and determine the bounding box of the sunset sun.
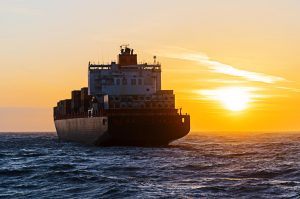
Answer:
[217,88,250,111]
[199,87,253,112]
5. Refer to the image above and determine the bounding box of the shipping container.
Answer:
[71,90,81,113]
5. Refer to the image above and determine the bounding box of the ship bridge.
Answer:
[88,46,162,96]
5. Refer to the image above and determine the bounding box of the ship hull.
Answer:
[54,117,109,145]
[54,115,190,146]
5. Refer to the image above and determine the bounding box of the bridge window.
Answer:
[122,78,127,85]
[116,79,120,85]
[131,79,136,85]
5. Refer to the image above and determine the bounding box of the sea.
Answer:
[1,132,300,199]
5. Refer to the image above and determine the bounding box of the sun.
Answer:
[217,87,251,111]
[199,87,252,112]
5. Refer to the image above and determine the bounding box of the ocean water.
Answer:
[1,132,300,198]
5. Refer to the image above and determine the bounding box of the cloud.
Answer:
[276,86,300,93]
[163,48,285,84]
[203,79,248,84]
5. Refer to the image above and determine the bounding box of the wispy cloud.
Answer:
[162,47,285,84]
[276,86,300,93]
[203,79,248,84]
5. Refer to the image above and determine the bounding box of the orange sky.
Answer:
[1,0,300,132]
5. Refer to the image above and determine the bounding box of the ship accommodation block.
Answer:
[87,47,175,110]
[88,64,176,110]
[88,63,161,96]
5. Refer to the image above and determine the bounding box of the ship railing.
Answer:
[54,109,189,120]
[88,64,161,71]
[138,64,161,70]
[89,65,111,70]
[105,108,181,116]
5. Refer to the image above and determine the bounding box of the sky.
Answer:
[1,0,300,132]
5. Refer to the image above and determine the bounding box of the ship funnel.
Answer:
[118,45,137,66]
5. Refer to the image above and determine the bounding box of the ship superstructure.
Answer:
[54,45,190,146]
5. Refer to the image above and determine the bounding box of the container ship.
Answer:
[53,45,190,146]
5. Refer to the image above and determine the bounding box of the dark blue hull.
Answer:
[55,114,190,146]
